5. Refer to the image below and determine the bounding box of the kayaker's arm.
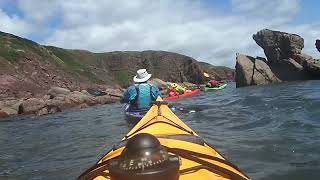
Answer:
[120,86,137,103]
[151,85,162,99]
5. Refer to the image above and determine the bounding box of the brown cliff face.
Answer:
[198,62,235,81]
[90,50,208,87]
[0,31,233,101]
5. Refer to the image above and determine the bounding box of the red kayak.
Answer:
[164,89,201,101]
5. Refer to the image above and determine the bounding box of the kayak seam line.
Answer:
[161,115,194,135]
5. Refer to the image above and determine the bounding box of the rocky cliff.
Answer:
[235,29,320,88]
[0,31,233,101]
[198,62,235,80]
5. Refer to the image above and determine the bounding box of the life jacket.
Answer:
[209,80,219,87]
[131,83,153,110]
[170,83,185,93]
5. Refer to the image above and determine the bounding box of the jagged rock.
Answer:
[304,59,320,76]
[37,107,48,116]
[77,103,89,109]
[45,99,68,110]
[281,58,304,71]
[48,106,61,114]
[0,106,18,117]
[66,92,88,104]
[20,98,45,114]
[43,94,51,101]
[0,111,9,118]
[81,90,90,96]
[182,82,197,87]
[47,87,71,98]
[84,96,96,106]
[270,58,309,81]
[253,29,304,64]
[235,54,255,87]
[235,54,281,87]
[293,53,313,65]
[95,95,118,105]
[236,29,320,88]
[252,58,281,85]
[149,78,169,90]
[104,88,123,98]
[198,62,235,80]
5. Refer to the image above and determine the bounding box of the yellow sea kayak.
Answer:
[79,97,250,180]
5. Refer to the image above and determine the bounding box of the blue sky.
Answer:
[0,0,319,67]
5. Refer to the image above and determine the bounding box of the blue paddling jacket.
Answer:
[121,83,162,111]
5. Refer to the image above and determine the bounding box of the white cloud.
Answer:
[0,8,31,36]
[17,0,59,24]
[2,0,320,67]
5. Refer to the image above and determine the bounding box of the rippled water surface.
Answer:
[1,81,320,180]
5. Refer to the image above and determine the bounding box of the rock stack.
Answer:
[235,29,320,87]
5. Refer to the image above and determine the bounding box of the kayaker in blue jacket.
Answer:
[121,69,162,111]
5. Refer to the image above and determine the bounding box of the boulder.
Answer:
[94,95,118,105]
[183,82,197,87]
[37,107,48,116]
[45,99,65,107]
[269,58,309,81]
[0,111,9,118]
[0,106,18,118]
[47,87,71,98]
[293,53,313,65]
[236,29,320,88]
[77,103,89,109]
[304,59,320,76]
[43,94,51,101]
[281,58,304,71]
[253,29,304,64]
[235,54,281,87]
[104,88,122,98]
[80,90,90,96]
[252,58,281,85]
[48,106,61,114]
[66,91,88,104]
[235,54,255,87]
[149,78,169,90]
[19,98,45,114]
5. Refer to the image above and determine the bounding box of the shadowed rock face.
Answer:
[236,29,320,88]
[253,29,304,64]
[235,54,280,88]
[198,62,235,81]
[235,54,254,87]
[93,50,207,87]
[316,40,320,53]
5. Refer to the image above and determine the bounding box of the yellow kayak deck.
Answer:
[79,97,250,180]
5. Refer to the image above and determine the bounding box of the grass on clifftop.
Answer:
[0,32,44,61]
[48,46,103,83]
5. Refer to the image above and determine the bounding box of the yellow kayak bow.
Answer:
[79,97,250,180]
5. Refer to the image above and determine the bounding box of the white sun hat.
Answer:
[133,69,152,83]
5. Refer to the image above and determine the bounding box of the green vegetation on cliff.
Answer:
[0,31,234,100]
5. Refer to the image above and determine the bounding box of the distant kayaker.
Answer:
[203,72,220,88]
[316,39,320,53]
[206,79,220,88]
[169,83,186,95]
[121,69,162,111]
